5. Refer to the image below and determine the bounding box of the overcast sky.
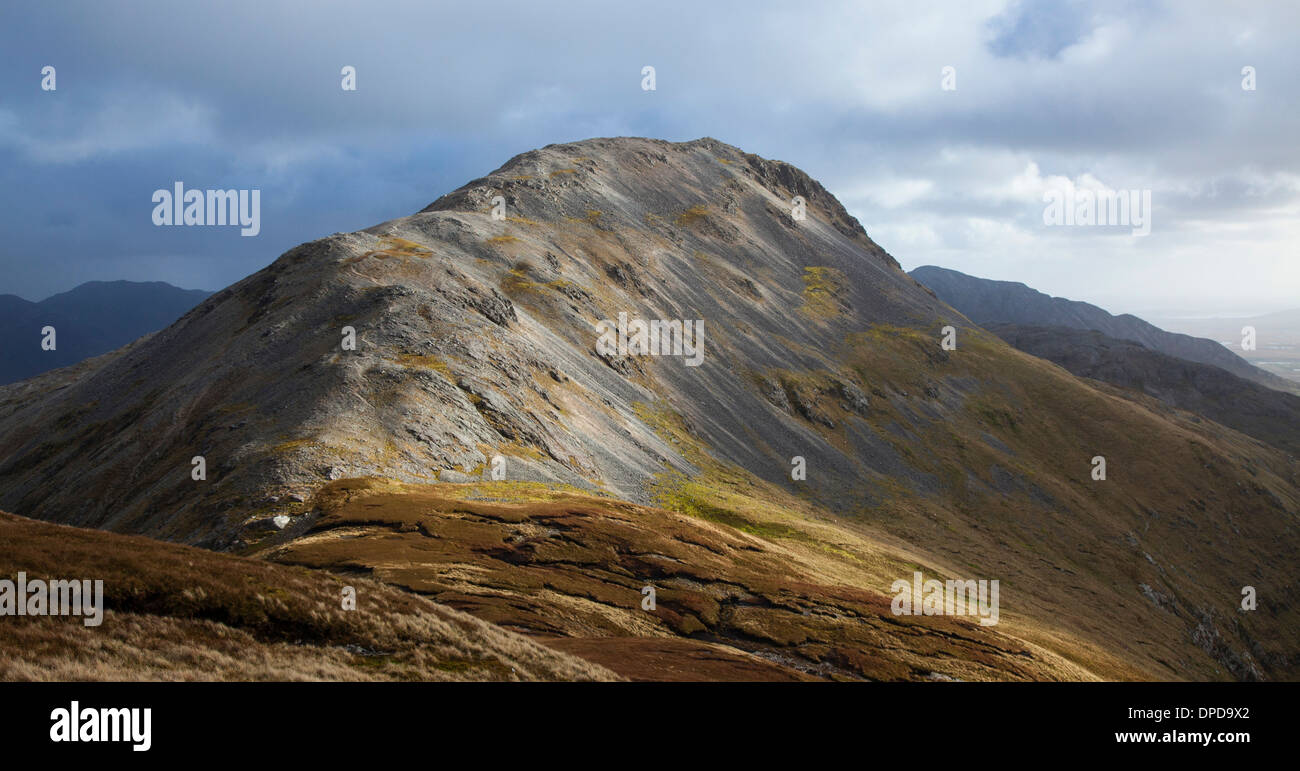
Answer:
[2,0,1297,316]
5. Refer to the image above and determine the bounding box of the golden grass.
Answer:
[0,512,616,682]
[799,266,849,319]
[396,353,453,377]
[566,210,603,226]
[674,205,709,227]
[344,236,433,265]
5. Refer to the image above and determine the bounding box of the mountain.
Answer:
[908,265,1296,393]
[987,323,1300,457]
[0,280,212,385]
[1,137,1297,681]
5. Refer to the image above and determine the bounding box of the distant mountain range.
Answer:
[987,323,1300,457]
[909,265,1296,393]
[0,281,211,384]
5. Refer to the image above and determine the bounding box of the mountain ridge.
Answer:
[0,280,211,385]
[986,322,1300,457]
[909,265,1295,393]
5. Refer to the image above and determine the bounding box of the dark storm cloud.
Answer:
[0,0,1296,313]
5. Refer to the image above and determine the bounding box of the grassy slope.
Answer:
[266,478,1103,681]
[0,511,616,681]
[826,324,1300,680]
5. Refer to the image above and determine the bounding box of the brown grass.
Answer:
[674,205,709,227]
[264,477,1097,682]
[0,512,617,681]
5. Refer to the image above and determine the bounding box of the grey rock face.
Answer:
[0,137,956,546]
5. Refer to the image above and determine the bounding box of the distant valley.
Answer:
[909,265,1299,396]
[1151,310,1300,386]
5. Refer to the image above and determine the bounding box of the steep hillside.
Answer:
[989,323,1300,457]
[910,265,1295,393]
[1,137,1297,681]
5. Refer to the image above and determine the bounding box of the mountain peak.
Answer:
[419,136,891,268]
[0,137,930,545]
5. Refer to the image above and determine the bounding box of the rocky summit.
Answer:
[1,137,1297,681]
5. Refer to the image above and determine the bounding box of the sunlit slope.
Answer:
[265,478,1105,681]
